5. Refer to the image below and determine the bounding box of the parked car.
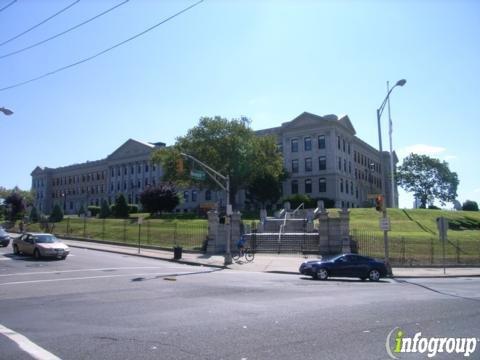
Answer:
[299,253,387,281]
[0,227,11,247]
[12,233,70,260]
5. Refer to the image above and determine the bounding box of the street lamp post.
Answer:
[180,152,232,265]
[0,107,13,116]
[376,79,406,273]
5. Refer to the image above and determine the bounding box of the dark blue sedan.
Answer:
[299,254,388,281]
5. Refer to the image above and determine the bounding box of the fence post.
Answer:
[123,220,127,243]
[456,239,460,264]
[102,219,106,241]
[401,237,405,265]
[173,221,178,248]
[67,218,70,235]
[147,220,150,245]
[430,238,434,265]
[83,216,87,238]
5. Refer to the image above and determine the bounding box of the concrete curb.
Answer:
[67,243,228,270]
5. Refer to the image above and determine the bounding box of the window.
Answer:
[131,166,134,174]
[144,178,149,186]
[291,180,298,194]
[304,137,312,151]
[344,159,347,172]
[305,179,312,193]
[111,169,114,177]
[277,142,283,154]
[349,161,352,174]
[340,178,344,193]
[192,190,197,202]
[318,135,325,149]
[350,181,353,195]
[137,164,141,173]
[354,151,357,162]
[319,156,326,170]
[291,138,298,153]
[205,190,212,201]
[337,136,341,149]
[356,187,359,199]
[305,158,312,172]
[338,157,341,171]
[348,143,351,154]
[124,167,127,175]
[145,164,149,172]
[343,139,346,152]
[292,159,299,173]
[319,178,326,192]
[184,191,189,202]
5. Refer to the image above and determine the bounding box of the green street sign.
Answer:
[190,170,206,181]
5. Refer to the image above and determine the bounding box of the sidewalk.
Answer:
[63,239,480,278]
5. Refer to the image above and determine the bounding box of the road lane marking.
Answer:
[0,271,211,286]
[0,323,62,360]
[0,266,199,277]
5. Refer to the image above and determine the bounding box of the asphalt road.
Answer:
[0,245,479,360]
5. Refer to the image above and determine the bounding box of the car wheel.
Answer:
[13,244,19,255]
[368,269,380,281]
[61,255,67,260]
[317,268,329,280]
[33,249,41,260]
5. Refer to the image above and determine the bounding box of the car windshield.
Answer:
[33,235,58,243]
[0,229,7,236]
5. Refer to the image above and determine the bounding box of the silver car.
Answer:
[13,233,70,260]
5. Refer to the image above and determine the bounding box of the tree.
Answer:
[462,200,479,211]
[397,154,459,208]
[111,194,129,218]
[99,200,111,218]
[49,204,64,223]
[29,206,39,223]
[152,116,285,209]
[247,173,283,209]
[140,183,180,214]
[4,192,26,221]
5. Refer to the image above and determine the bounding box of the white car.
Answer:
[13,233,70,260]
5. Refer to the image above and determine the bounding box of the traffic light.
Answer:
[375,195,384,212]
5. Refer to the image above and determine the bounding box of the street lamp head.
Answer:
[396,79,407,87]
[0,107,14,116]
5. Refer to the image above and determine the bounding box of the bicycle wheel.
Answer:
[232,251,241,261]
[245,248,255,262]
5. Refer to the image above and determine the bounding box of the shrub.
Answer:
[99,200,111,219]
[49,204,64,223]
[29,206,39,223]
[88,206,101,217]
[128,204,139,214]
[462,200,479,212]
[111,194,129,218]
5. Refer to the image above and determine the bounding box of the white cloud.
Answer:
[398,144,446,158]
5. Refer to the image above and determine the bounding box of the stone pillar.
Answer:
[339,208,351,253]
[206,210,219,254]
[260,209,267,223]
[318,210,329,254]
[231,211,242,245]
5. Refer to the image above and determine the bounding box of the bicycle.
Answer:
[232,247,255,262]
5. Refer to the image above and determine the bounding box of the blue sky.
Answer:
[1,0,479,208]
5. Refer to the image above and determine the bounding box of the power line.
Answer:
[0,0,80,47]
[0,0,130,59]
[0,0,204,92]
[0,0,17,14]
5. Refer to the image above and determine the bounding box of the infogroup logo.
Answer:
[386,327,478,358]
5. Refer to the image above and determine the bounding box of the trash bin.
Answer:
[173,246,182,260]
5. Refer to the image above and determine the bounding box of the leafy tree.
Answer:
[78,205,86,216]
[247,173,283,209]
[88,206,101,217]
[99,200,111,218]
[49,204,64,223]
[111,194,129,218]
[29,206,39,223]
[140,183,180,214]
[152,116,284,209]
[397,154,459,208]
[4,192,26,221]
[462,200,479,211]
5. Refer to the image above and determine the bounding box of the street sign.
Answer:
[379,217,391,231]
[190,169,206,181]
[137,217,143,225]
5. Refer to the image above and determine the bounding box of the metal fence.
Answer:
[23,218,208,251]
[350,229,480,266]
